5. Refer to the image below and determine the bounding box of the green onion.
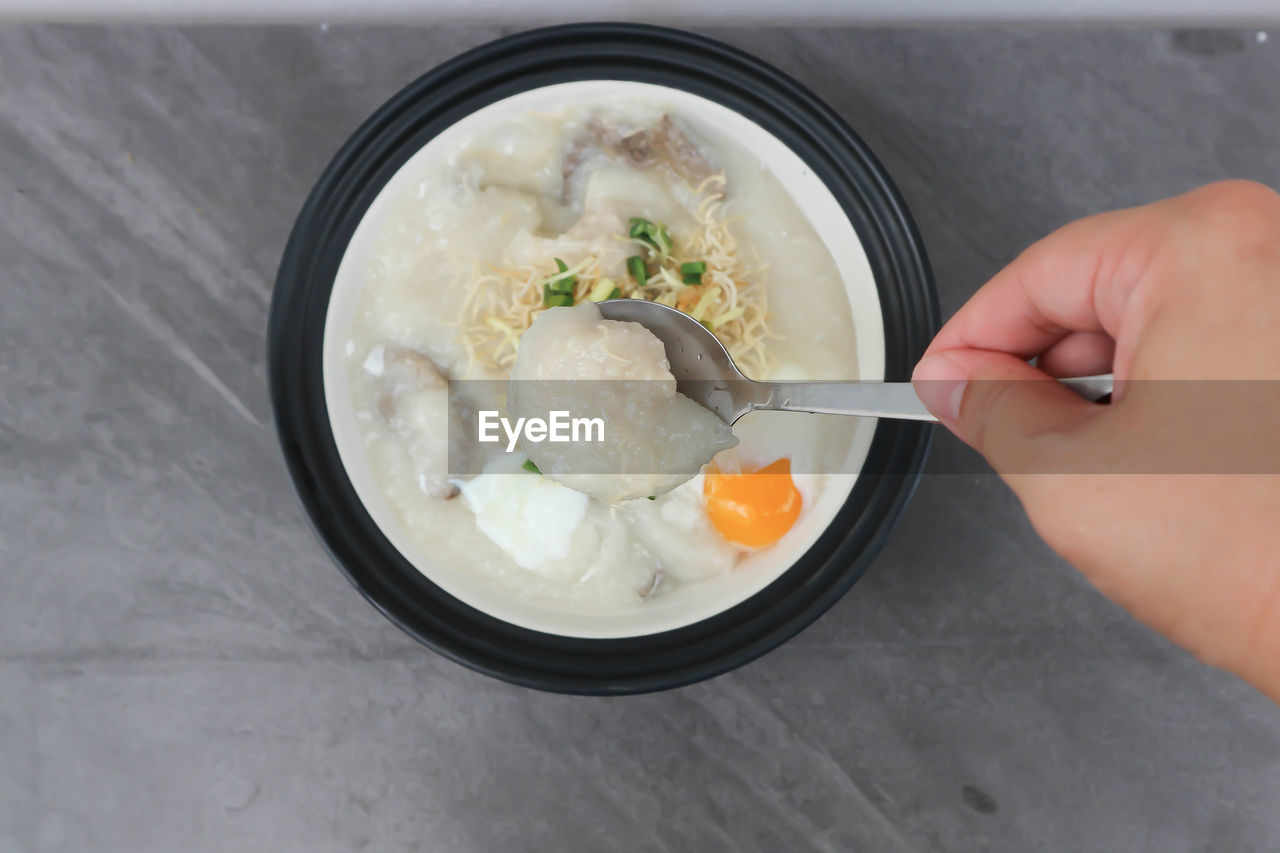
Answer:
[542,256,592,291]
[647,495,657,501]
[626,255,648,286]
[548,258,576,293]
[542,284,574,308]
[628,217,673,256]
[587,277,619,303]
[522,459,541,474]
[680,261,706,286]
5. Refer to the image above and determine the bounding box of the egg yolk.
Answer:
[703,458,803,549]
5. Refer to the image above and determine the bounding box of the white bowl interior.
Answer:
[323,81,885,638]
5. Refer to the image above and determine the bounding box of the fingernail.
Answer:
[912,353,969,424]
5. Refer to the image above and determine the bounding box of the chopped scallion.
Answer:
[627,255,648,286]
[542,284,574,308]
[627,217,673,256]
[646,495,657,501]
[542,256,592,291]
[522,459,541,474]
[588,277,619,302]
[680,261,706,286]
[549,257,576,293]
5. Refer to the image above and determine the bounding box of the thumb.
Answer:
[912,349,1102,474]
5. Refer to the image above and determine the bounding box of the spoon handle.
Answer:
[752,375,1115,423]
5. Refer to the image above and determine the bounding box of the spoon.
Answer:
[597,299,1113,424]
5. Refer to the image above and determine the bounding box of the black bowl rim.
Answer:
[268,22,939,695]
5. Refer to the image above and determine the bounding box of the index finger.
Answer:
[925,198,1178,359]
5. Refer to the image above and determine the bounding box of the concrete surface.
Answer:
[2,24,1278,853]
[5,0,1280,25]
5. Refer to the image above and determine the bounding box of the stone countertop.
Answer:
[2,24,1278,853]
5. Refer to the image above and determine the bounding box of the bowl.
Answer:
[269,23,937,694]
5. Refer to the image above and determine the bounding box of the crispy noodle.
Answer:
[458,172,778,378]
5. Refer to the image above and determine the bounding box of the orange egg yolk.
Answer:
[703,458,803,549]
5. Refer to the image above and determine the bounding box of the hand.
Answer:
[912,180,1280,702]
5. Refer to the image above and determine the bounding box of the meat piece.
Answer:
[635,116,714,186]
[563,114,715,203]
[371,347,458,500]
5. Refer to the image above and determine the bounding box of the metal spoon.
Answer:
[597,299,1113,424]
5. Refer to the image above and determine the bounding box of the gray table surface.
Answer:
[3,23,1278,853]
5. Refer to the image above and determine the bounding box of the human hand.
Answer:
[912,180,1280,701]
